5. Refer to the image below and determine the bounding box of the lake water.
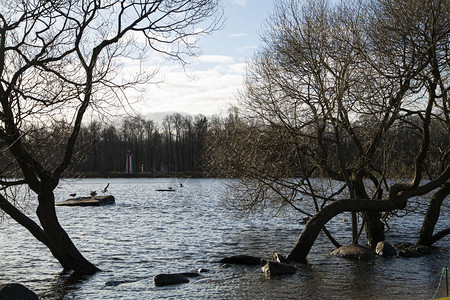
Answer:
[0,178,448,299]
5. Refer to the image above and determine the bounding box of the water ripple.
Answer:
[0,178,448,299]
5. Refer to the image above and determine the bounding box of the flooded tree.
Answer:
[208,0,448,261]
[0,0,221,275]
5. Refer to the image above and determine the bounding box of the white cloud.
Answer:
[134,61,245,118]
[228,33,248,38]
[227,62,247,73]
[197,55,234,64]
[232,0,247,6]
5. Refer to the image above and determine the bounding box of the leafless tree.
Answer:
[207,0,449,261]
[0,0,221,275]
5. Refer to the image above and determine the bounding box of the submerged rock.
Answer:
[331,244,374,261]
[219,255,261,265]
[394,242,432,257]
[261,259,296,276]
[153,273,189,287]
[56,195,115,206]
[375,241,397,257]
[0,283,38,300]
[105,280,127,287]
[393,242,414,250]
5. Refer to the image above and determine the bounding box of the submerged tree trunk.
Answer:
[416,183,450,246]
[36,189,100,275]
[286,198,405,262]
[364,212,385,247]
[354,179,385,247]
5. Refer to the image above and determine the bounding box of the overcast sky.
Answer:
[134,0,275,121]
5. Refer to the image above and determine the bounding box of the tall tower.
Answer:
[126,149,133,174]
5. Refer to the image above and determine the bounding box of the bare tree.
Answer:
[207,0,449,261]
[0,0,221,275]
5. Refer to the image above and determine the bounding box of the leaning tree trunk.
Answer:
[286,198,405,262]
[416,183,450,246]
[36,189,100,275]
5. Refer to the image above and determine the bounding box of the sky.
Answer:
[137,0,275,122]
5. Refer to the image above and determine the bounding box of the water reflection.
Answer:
[38,271,91,299]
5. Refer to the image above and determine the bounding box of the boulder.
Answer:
[331,244,374,261]
[375,241,397,257]
[261,259,296,276]
[153,274,189,287]
[0,283,38,300]
[219,255,261,265]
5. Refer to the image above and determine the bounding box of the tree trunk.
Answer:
[36,190,100,275]
[353,179,385,247]
[286,198,405,262]
[363,212,385,247]
[416,183,450,246]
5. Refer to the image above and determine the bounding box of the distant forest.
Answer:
[72,113,209,176]
[0,111,447,178]
[73,111,449,179]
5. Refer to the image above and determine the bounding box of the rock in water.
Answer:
[393,242,432,256]
[261,259,296,276]
[153,274,189,286]
[219,255,261,265]
[56,195,115,206]
[0,283,38,300]
[375,241,397,257]
[393,242,414,250]
[331,244,374,261]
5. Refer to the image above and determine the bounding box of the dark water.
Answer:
[0,178,448,299]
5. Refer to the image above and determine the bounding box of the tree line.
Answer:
[208,110,448,180]
[2,109,446,179]
[71,113,209,176]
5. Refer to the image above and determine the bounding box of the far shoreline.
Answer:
[66,171,208,179]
